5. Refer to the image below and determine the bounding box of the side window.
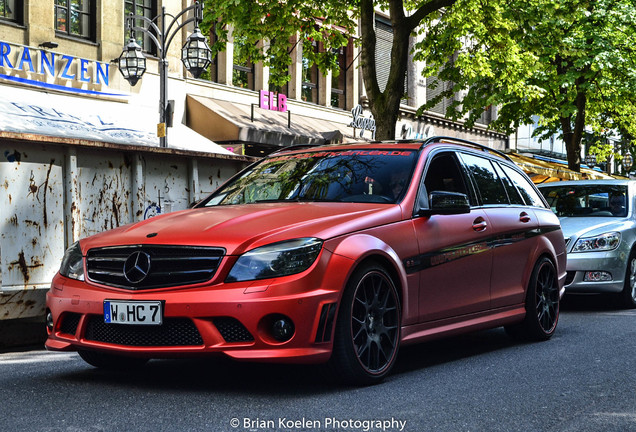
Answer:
[460,153,508,205]
[493,162,525,205]
[501,165,546,208]
[423,152,473,203]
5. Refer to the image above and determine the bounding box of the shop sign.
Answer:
[259,90,287,112]
[349,104,376,140]
[0,40,123,97]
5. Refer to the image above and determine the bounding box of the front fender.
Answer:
[324,234,412,321]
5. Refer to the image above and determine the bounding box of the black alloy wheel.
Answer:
[535,258,559,335]
[330,263,401,385]
[506,256,559,341]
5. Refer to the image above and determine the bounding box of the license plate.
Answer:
[103,300,163,325]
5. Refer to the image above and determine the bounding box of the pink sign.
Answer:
[259,90,287,113]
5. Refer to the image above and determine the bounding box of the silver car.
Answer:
[538,180,636,308]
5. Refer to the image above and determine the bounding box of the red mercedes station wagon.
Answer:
[46,137,566,384]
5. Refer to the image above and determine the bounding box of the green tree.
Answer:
[418,0,636,172]
[200,0,457,141]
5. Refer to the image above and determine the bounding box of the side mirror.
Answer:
[419,191,471,216]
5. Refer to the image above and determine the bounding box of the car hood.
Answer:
[80,202,403,255]
[558,216,632,240]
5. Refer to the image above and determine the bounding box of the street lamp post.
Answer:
[622,153,633,175]
[118,1,212,148]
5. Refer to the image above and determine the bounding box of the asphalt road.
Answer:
[1,295,635,432]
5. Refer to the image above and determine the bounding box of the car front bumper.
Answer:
[45,251,351,364]
[563,248,629,294]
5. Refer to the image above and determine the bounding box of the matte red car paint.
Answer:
[45,141,566,381]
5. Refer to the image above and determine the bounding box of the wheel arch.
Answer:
[525,233,565,295]
[326,234,408,315]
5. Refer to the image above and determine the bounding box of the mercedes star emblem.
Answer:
[123,251,152,283]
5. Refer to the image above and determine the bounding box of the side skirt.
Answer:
[400,305,525,346]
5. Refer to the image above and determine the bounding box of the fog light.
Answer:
[271,317,295,342]
[584,271,612,282]
[46,311,54,332]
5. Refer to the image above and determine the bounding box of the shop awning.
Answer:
[508,152,616,183]
[186,94,355,147]
[0,85,234,156]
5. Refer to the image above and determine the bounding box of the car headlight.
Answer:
[572,232,621,252]
[226,238,323,282]
[59,241,85,281]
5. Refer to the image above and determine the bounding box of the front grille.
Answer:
[213,317,254,343]
[85,316,203,346]
[86,245,225,290]
[59,312,81,336]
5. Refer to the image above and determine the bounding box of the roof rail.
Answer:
[270,143,321,155]
[421,136,512,162]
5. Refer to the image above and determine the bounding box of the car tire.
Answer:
[329,263,401,385]
[78,350,149,370]
[620,249,636,309]
[505,256,559,341]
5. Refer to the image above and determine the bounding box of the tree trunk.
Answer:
[561,86,587,172]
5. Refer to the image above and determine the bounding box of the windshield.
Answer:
[540,184,628,217]
[203,149,418,206]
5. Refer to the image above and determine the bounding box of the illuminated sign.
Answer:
[0,41,124,97]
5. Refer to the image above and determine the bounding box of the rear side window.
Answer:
[493,162,525,205]
[460,153,508,205]
[501,164,546,207]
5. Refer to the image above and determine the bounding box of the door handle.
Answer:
[519,212,531,223]
[472,217,487,232]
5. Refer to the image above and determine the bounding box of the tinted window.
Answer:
[494,162,525,205]
[501,165,546,207]
[539,184,628,217]
[460,153,508,205]
[204,149,418,205]
[424,152,473,204]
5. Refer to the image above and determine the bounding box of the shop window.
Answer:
[302,39,319,103]
[124,0,157,56]
[233,34,254,89]
[0,0,22,24]
[55,0,95,40]
[330,46,347,109]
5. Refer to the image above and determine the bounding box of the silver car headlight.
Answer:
[226,238,323,282]
[59,241,85,281]
[572,232,621,252]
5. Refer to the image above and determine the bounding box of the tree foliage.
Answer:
[200,0,456,140]
[200,1,356,87]
[418,0,636,171]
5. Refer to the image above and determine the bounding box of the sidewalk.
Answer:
[0,316,47,352]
